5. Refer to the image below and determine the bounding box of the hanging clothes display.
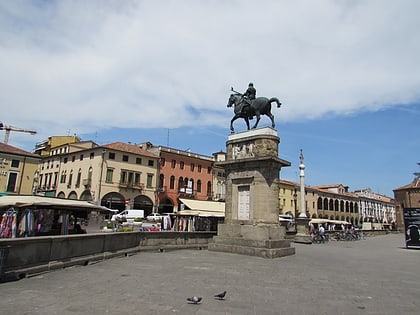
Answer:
[161,216,172,231]
[0,208,17,238]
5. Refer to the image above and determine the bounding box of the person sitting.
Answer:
[241,82,256,114]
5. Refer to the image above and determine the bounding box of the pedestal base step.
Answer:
[208,241,295,259]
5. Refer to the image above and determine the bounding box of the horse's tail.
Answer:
[269,97,282,108]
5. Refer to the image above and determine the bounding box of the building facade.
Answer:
[0,143,40,195]
[212,151,227,202]
[313,184,360,225]
[139,142,215,212]
[279,181,394,227]
[393,173,420,231]
[33,135,81,156]
[354,188,396,228]
[37,141,159,215]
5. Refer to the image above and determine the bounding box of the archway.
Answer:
[80,190,93,201]
[68,191,78,200]
[158,197,174,213]
[101,192,125,211]
[56,191,65,198]
[134,195,154,217]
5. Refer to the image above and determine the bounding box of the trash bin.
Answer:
[0,246,11,278]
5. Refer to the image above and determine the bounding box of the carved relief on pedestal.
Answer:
[232,142,254,160]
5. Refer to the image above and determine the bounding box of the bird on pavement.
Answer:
[214,291,227,300]
[187,296,202,304]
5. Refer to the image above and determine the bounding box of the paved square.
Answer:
[0,233,418,314]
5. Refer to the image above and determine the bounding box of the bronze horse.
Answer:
[227,93,282,132]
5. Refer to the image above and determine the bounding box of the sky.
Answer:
[1,0,419,197]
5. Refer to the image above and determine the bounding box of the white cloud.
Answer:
[1,0,420,141]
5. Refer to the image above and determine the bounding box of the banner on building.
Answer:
[403,208,420,249]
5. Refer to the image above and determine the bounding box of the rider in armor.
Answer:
[241,82,256,114]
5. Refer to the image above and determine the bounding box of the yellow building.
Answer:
[37,141,159,216]
[0,143,40,195]
[33,135,80,157]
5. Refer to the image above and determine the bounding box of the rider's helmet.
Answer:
[249,82,253,87]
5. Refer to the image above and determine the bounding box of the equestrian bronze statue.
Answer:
[227,87,282,133]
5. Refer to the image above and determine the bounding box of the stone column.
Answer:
[294,150,312,244]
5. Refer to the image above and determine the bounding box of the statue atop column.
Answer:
[226,83,282,133]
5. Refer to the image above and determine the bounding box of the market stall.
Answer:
[0,195,114,238]
[173,199,225,232]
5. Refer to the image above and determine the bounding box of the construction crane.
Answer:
[0,122,37,144]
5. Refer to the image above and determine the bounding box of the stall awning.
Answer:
[178,198,225,217]
[0,195,114,212]
[310,218,351,225]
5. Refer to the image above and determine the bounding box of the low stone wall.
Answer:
[0,231,215,281]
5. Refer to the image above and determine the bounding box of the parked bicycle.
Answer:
[311,231,329,244]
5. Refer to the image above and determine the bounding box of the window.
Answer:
[207,166,211,174]
[106,168,114,182]
[190,163,195,171]
[197,180,202,193]
[63,157,68,164]
[136,157,142,165]
[148,160,154,166]
[128,172,134,185]
[170,176,175,189]
[54,172,58,187]
[72,156,75,162]
[90,152,94,159]
[60,171,66,184]
[198,165,202,173]
[68,171,73,186]
[134,173,141,185]
[171,159,176,168]
[6,172,18,192]
[160,158,165,167]
[123,155,129,162]
[11,160,20,168]
[80,154,84,161]
[207,181,212,196]
[109,152,115,160]
[76,169,81,187]
[180,161,184,169]
[159,174,164,188]
[147,174,153,187]
[120,171,127,183]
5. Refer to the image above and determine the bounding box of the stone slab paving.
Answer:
[0,233,418,315]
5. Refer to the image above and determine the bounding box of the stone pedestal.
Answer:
[294,217,312,244]
[208,127,295,258]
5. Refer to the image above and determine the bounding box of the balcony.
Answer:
[178,187,196,198]
[119,182,144,191]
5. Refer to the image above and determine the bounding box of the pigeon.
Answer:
[214,291,227,300]
[187,296,202,304]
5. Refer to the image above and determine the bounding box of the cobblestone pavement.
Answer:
[0,233,418,315]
